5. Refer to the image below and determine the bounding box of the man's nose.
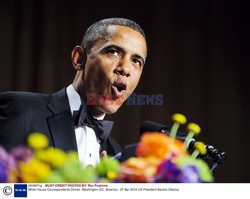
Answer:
[114,58,131,77]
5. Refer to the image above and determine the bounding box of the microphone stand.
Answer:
[187,141,227,171]
[204,145,227,171]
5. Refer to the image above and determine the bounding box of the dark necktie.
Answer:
[73,104,114,144]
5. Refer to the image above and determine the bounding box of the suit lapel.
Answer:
[46,87,123,156]
[47,88,78,152]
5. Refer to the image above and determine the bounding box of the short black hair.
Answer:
[81,18,147,54]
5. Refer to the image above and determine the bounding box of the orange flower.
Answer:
[118,157,161,182]
[136,132,187,159]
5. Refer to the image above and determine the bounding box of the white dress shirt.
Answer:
[66,84,104,168]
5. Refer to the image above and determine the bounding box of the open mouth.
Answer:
[111,82,127,98]
[115,84,126,92]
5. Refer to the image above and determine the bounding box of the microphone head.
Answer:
[140,120,187,142]
[140,121,169,135]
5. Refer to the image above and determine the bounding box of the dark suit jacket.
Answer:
[0,88,123,156]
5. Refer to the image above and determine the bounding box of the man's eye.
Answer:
[132,59,142,67]
[107,49,119,56]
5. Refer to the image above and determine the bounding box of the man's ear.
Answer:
[71,45,87,71]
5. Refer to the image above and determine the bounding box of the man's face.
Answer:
[82,25,147,115]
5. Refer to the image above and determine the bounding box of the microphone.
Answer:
[140,121,193,148]
[140,120,169,134]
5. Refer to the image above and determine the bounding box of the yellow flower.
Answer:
[27,133,49,150]
[187,123,201,135]
[36,147,67,168]
[107,171,117,180]
[194,142,207,155]
[19,158,51,182]
[172,113,187,124]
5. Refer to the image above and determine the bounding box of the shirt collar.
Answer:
[66,84,105,120]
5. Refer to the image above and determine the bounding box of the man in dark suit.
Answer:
[0,18,147,167]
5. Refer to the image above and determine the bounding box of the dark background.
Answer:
[0,0,249,182]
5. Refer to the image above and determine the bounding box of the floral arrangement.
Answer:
[0,113,213,183]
